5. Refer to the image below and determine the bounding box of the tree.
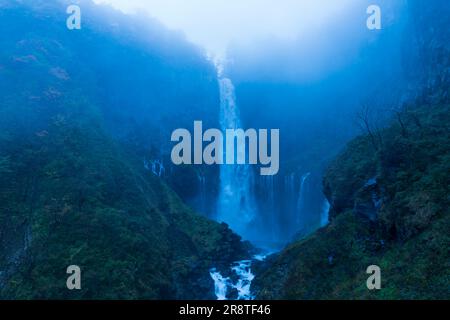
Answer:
[355,103,383,150]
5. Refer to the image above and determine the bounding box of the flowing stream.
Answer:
[210,255,267,300]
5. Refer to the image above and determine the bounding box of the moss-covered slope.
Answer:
[254,102,450,299]
[0,0,249,299]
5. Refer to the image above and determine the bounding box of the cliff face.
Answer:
[0,0,249,299]
[405,0,450,104]
[254,1,450,299]
[323,0,450,239]
[254,100,449,299]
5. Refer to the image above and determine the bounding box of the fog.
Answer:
[93,0,355,55]
[89,0,411,246]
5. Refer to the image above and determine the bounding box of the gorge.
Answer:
[0,0,448,301]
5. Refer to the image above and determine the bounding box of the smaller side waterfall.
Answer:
[284,173,295,196]
[144,159,165,177]
[296,172,311,225]
[197,172,207,215]
[321,199,330,227]
[262,175,276,241]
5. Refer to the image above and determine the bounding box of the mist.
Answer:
[90,0,411,246]
[1,0,448,300]
[94,0,356,55]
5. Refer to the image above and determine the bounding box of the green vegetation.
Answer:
[254,102,450,299]
[0,1,248,299]
[0,108,247,299]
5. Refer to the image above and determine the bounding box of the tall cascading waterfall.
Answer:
[210,74,258,301]
[216,77,256,238]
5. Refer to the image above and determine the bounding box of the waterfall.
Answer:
[210,259,258,300]
[321,199,330,227]
[216,77,256,237]
[231,260,255,300]
[210,269,229,300]
[262,175,277,241]
[296,172,311,226]
[197,172,207,215]
[284,173,296,237]
[144,159,165,177]
[284,173,295,196]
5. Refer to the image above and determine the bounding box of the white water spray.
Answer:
[210,269,229,300]
[210,257,262,300]
[321,199,330,227]
[216,76,256,237]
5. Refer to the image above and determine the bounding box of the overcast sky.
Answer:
[93,0,355,56]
